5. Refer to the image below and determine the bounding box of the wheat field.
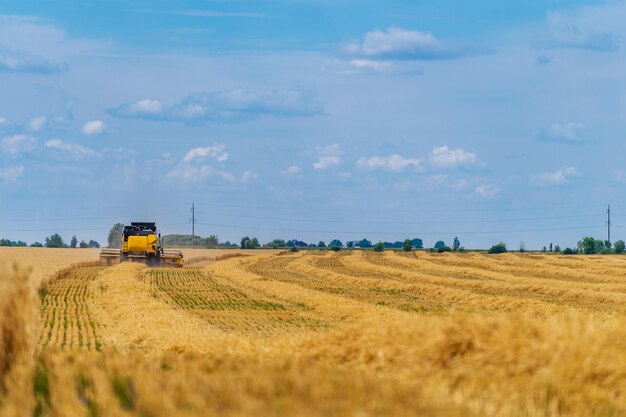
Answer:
[1,248,625,416]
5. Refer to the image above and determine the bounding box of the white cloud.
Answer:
[44,139,95,156]
[616,169,626,184]
[0,48,66,73]
[547,13,619,51]
[0,116,8,127]
[530,166,580,186]
[316,143,340,156]
[540,123,592,143]
[166,164,234,182]
[326,58,422,75]
[475,185,500,198]
[313,155,340,170]
[29,115,46,132]
[348,59,393,72]
[1,134,36,155]
[167,144,232,182]
[344,27,464,61]
[0,165,24,181]
[82,120,106,135]
[282,165,302,176]
[166,165,208,181]
[109,98,164,119]
[182,144,228,163]
[131,99,164,114]
[0,15,103,68]
[430,146,480,169]
[241,169,258,184]
[313,143,341,170]
[356,154,423,172]
[109,89,322,123]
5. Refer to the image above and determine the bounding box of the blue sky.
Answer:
[1,0,626,248]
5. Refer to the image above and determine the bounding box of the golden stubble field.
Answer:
[1,248,625,417]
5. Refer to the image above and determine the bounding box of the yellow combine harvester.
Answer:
[99,222,183,267]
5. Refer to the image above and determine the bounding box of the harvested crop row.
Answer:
[355,252,626,312]
[39,267,103,351]
[143,267,331,335]
[241,253,564,315]
[412,251,626,285]
[242,254,445,313]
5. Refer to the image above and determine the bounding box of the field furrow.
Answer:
[356,252,626,312]
[39,266,104,351]
[143,267,331,334]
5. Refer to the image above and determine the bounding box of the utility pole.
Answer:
[190,203,196,237]
[607,204,611,244]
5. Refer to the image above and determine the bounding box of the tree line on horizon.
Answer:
[0,234,100,248]
[2,223,625,256]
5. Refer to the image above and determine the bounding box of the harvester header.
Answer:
[100,222,183,267]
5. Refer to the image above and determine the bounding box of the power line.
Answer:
[196,221,604,236]
[186,201,608,214]
[1,201,607,214]
[0,202,608,213]
[0,211,187,223]
[0,203,189,213]
[193,210,604,225]
[0,210,605,226]
[0,223,189,233]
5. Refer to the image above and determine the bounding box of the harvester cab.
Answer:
[99,222,183,267]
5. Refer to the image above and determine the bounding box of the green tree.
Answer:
[329,240,343,248]
[318,241,326,248]
[356,239,372,248]
[45,234,65,248]
[563,247,577,255]
[160,234,219,248]
[403,239,412,252]
[411,238,424,249]
[240,236,251,249]
[434,240,445,249]
[577,237,603,254]
[554,244,561,253]
[250,238,260,248]
[488,242,507,254]
[614,240,626,254]
[437,245,452,253]
[108,223,125,248]
[70,235,78,248]
[373,241,384,252]
[452,236,460,251]
[31,242,43,247]
[88,240,100,248]
[79,240,88,248]
[267,239,286,248]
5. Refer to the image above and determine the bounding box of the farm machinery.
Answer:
[99,222,184,267]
